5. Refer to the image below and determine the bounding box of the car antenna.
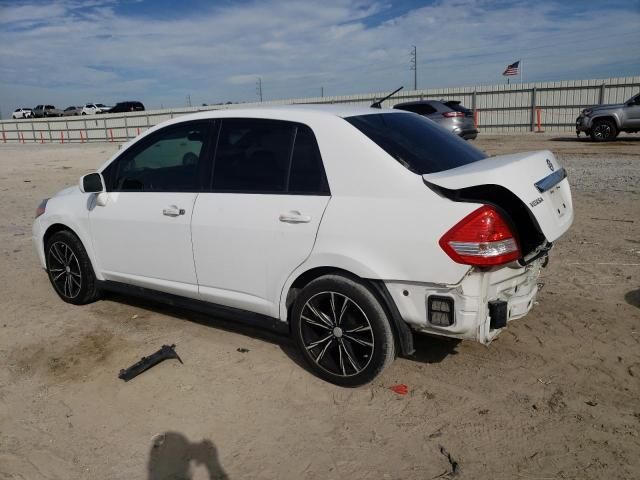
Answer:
[370,86,404,109]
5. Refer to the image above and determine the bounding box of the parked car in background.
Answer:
[63,106,82,116]
[33,105,63,118]
[33,106,573,386]
[393,100,478,140]
[443,100,473,118]
[576,92,640,141]
[12,108,33,119]
[108,101,145,113]
[82,103,112,115]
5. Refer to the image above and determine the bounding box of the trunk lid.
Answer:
[423,150,573,242]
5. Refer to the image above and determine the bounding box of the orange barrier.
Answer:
[109,129,114,142]
[536,108,544,133]
[137,127,140,136]
[20,132,25,144]
[473,110,479,129]
[60,131,64,144]
[40,132,44,144]
[2,131,6,143]
[80,130,84,143]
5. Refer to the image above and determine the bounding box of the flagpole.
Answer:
[521,59,524,84]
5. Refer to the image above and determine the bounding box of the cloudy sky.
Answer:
[0,0,639,113]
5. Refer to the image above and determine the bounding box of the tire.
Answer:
[590,119,617,142]
[45,230,100,305]
[291,274,395,386]
[82,112,86,115]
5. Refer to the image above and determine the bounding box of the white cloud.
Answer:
[0,0,638,113]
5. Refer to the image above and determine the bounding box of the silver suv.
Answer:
[576,93,640,141]
[393,100,478,140]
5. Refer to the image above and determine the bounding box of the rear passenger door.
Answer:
[191,118,330,318]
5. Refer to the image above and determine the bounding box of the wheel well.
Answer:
[285,267,414,356]
[43,223,76,246]
[286,266,347,311]
[592,115,619,129]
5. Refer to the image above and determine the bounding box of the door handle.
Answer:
[279,211,311,224]
[163,205,185,217]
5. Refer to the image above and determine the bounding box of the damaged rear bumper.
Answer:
[384,255,546,344]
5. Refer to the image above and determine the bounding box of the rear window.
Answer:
[394,103,437,115]
[444,101,471,114]
[345,112,486,174]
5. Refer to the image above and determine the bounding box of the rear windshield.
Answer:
[444,101,470,113]
[345,112,486,174]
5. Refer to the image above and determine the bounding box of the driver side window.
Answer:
[105,121,210,192]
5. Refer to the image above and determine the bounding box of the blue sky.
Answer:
[0,0,639,113]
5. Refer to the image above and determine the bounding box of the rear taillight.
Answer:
[439,205,520,266]
[36,198,49,218]
[442,111,465,118]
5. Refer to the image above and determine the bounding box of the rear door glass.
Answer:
[345,112,487,174]
[213,119,295,193]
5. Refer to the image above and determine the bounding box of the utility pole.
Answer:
[321,86,324,98]
[410,45,417,90]
[256,78,263,102]
[186,95,192,107]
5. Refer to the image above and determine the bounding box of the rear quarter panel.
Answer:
[279,116,476,319]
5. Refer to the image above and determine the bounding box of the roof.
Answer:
[172,104,403,123]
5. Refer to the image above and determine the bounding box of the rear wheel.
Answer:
[590,119,617,142]
[45,230,100,305]
[292,274,395,386]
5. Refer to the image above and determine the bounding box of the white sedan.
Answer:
[32,106,573,386]
[12,107,33,119]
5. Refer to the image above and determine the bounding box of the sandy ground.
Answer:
[1,133,639,480]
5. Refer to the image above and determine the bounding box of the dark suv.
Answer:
[393,100,478,140]
[108,101,145,114]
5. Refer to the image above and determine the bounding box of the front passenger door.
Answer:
[625,94,640,128]
[90,120,213,298]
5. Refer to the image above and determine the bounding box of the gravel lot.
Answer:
[1,134,639,479]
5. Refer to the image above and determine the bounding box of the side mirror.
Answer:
[79,172,105,193]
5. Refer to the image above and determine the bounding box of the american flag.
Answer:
[502,61,520,76]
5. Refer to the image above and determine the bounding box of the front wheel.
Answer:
[45,230,100,305]
[292,274,395,386]
[590,119,617,142]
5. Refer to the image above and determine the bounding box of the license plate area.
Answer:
[547,185,568,218]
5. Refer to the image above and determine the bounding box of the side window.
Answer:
[106,122,209,192]
[212,119,295,193]
[288,126,329,195]
[395,104,436,115]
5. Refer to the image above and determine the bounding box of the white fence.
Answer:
[1,76,638,144]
